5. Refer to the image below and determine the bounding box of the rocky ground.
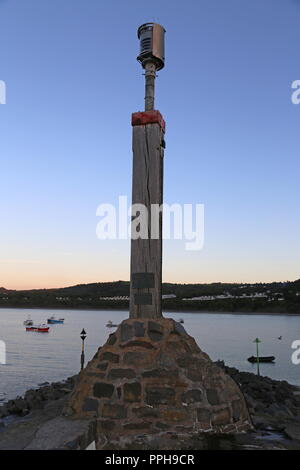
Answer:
[0,366,300,450]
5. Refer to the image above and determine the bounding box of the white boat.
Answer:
[106,320,118,328]
[23,315,33,326]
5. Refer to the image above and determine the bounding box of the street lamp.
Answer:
[80,329,87,371]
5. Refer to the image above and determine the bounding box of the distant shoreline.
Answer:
[1,279,299,314]
[0,306,299,316]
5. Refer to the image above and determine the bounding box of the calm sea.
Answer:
[0,308,299,402]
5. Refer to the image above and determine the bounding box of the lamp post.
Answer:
[80,329,87,371]
[129,23,166,319]
[253,337,261,376]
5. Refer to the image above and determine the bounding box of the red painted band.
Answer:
[132,110,166,132]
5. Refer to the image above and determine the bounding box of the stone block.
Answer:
[123,382,142,402]
[197,408,211,423]
[207,389,220,405]
[232,399,242,422]
[132,407,160,418]
[155,422,170,430]
[123,421,151,430]
[97,362,108,371]
[182,389,203,404]
[93,383,114,399]
[120,340,155,349]
[146,387,176,405]
[133,321,145,337]
[102,403,127,419]
[148,321,164,341]
[186,367,203,382]
[123,351,149,365]
[98,419,116,431]
[176,354,192,368]
[173,322,188,337]
[120,323,134,342]
[99,352,119,363]
[160,408,189,422]
[212,407,231,426]
[108,369,136,380]
[87,372,105,379]
[142,368,178,379]
[82,398,99,412]
[107,334,116,346]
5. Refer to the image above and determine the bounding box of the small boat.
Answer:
[278,336,282,340]
[47,316,64,324]
[247,356,275,363]
[179,318,184,324]
[23,316,33,326]
[106,320,118,328]
[26,324,50,333]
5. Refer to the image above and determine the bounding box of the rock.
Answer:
[284,423,300,442]
[6,398,28,415]
[0,406,8,419]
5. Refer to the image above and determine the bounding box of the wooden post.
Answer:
[129,111,165,319]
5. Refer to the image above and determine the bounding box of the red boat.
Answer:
[26,324,49,333]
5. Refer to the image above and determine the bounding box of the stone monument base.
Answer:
[64,318,252,449]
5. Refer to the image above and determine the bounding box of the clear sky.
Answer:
[1,0,300,289]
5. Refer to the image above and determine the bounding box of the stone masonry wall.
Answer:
[65,318,252,448]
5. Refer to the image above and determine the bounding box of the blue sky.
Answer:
[0,0,300,289]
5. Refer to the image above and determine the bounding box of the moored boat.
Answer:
[26,324,50,333]
[106,320,118,328]
[47,316,64,324]
[247,356,275,363]
[23,315,33,326]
